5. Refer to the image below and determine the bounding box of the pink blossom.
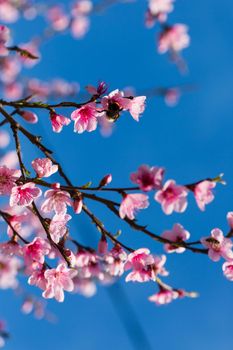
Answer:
[125,248,155,282]
[41,187,72,214]
[0,25,10,56]
[50,112,71,133]
[71,102,99,133]
[10,182,42,207]
[28,268,47,290]
[4,82,23,100]
[201,228,233,262]
[148,0,174,22]
[98,174,112,188]
[73,197,83,214]
[164,88,180,106]
[0,166,21,195]
[19,110,38,124]
[0,130,10,148]
[0,3,19,23]
[130,165,164,191]
[70,16,90,38]
[23,237,51,265]
[32,158,58,178]
[76,251,103,280]
[222,261,233,281]
[162,223,190,253]
[49,213,71,243]
[153,255,169,276]
[0,151,18,168]
[127,96,146,121]
[86,81,107,96]
[194,180,216,211]
[98,236,108,255]
[73,277,97,297]
[227,212,233,230]
[154,180,188,215]
[72,0,93,16]
[0,254,21,289]
[20,41,40,67]
[158,24,190,53]
[100,89,131,121]
[119,193,149,220]
[104,245,127,277]
[42,263,77,302]
[149,289,178,305]
[47,6,70,32]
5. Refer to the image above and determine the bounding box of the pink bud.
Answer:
[98,174,112,188]
[19,110,38,124]
[73,197,83,214]
[98,236,108,255]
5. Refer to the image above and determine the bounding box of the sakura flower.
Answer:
[73,277,97,297]
[201,228,233,262]
[49,213,71,243]
[148,0,174,22]
[100,89,131,122]
[10,182,42,207]
[50,112,71,133]
[23,237,51,265]
[194,180,216,211]
[154,180,188,215]
[0,25,10,56]
[164,88,180,106]
[227,212,233,230]
[70,16,90,38]
[0,130,10,148]
[158,24,190,54]
[47,6,70,32]
[161,223,190,253]
[42,263,77,302]
[130,165,164,191]
[76,251,103,280]
[0,254,21,289]
[222,261,233,281]
[41,187,72,214]
[119,193,149,220]
[86,81,107,96]
[125,248,155,282]
[153,255,169,276]
[32,158,58,178]
[0,166,21,195]
[28,268,47,290]
[127,96,146,122]
[149,288,178,305]
[71,102,99,133]
[104,245,127,277]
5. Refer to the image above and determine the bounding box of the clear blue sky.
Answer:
[2,1,233,349]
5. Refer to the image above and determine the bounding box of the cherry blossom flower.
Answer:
[86,81,108,96]
[10,183,42,207]
[149,288,178,305]
[0,166,21,195]
[42,263,77,302]
[148,0,174,22]
[222,261,233,281]
[119,193,149,220]
[50,112,71,133]
[76,251,103,280]
[19,110,38,124]
[227,212,233,230]
[100,89,131,121]
[0,130,10,148]
[28,268,47,290]
[104,245,127,277]
[158,24,190,54]
[47,6,70,32]
[23,237,51,265]
[71,102,99,133]
[153,255,169,276]
[49,213,71,243]
[0,25,10,56]
[164,88,180,106]
[32,158,58,178]
[70,16,90,38]
[130,165,164,191]
[4,81,23,100]
[154,180,188,215]
[125,248,155,282]
[127,96,146,121]
[73,277,97,297]
[0,254,21,289]
[194,180,216,211]
[201,228,233,262]
[161,223,190,253]
[0,2,19,23]
[41,187,72,214]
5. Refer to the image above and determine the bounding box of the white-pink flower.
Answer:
[154,180,188,215]
[50,112,71,133]
[130,165,164,191]
[158,24,190,53]
[42,263,77,302]
[227,212,233,230]
[0,166,21,195]
[125,248,155,282]
[0,254,21,289]
[222,261,233,281]
[201,228,233,262]
[49,213,71,243]
[148,0,174,21]
[161,223,190,253]
[0,25,10,56]
[100,89,130,121]
[194,180,216,211]
[41,187,72,214]
[71,102,99,133]
[149,289,178,305]
[32,158,58,178]
[10,183,42,207]
[119,193,149,220]
[127,96,146,121]
[23,237,51,265]
[28,268,47,290]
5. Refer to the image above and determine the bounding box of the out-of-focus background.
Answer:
[1,1,233,349]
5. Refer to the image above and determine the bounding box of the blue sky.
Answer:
[2,0,233,349]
